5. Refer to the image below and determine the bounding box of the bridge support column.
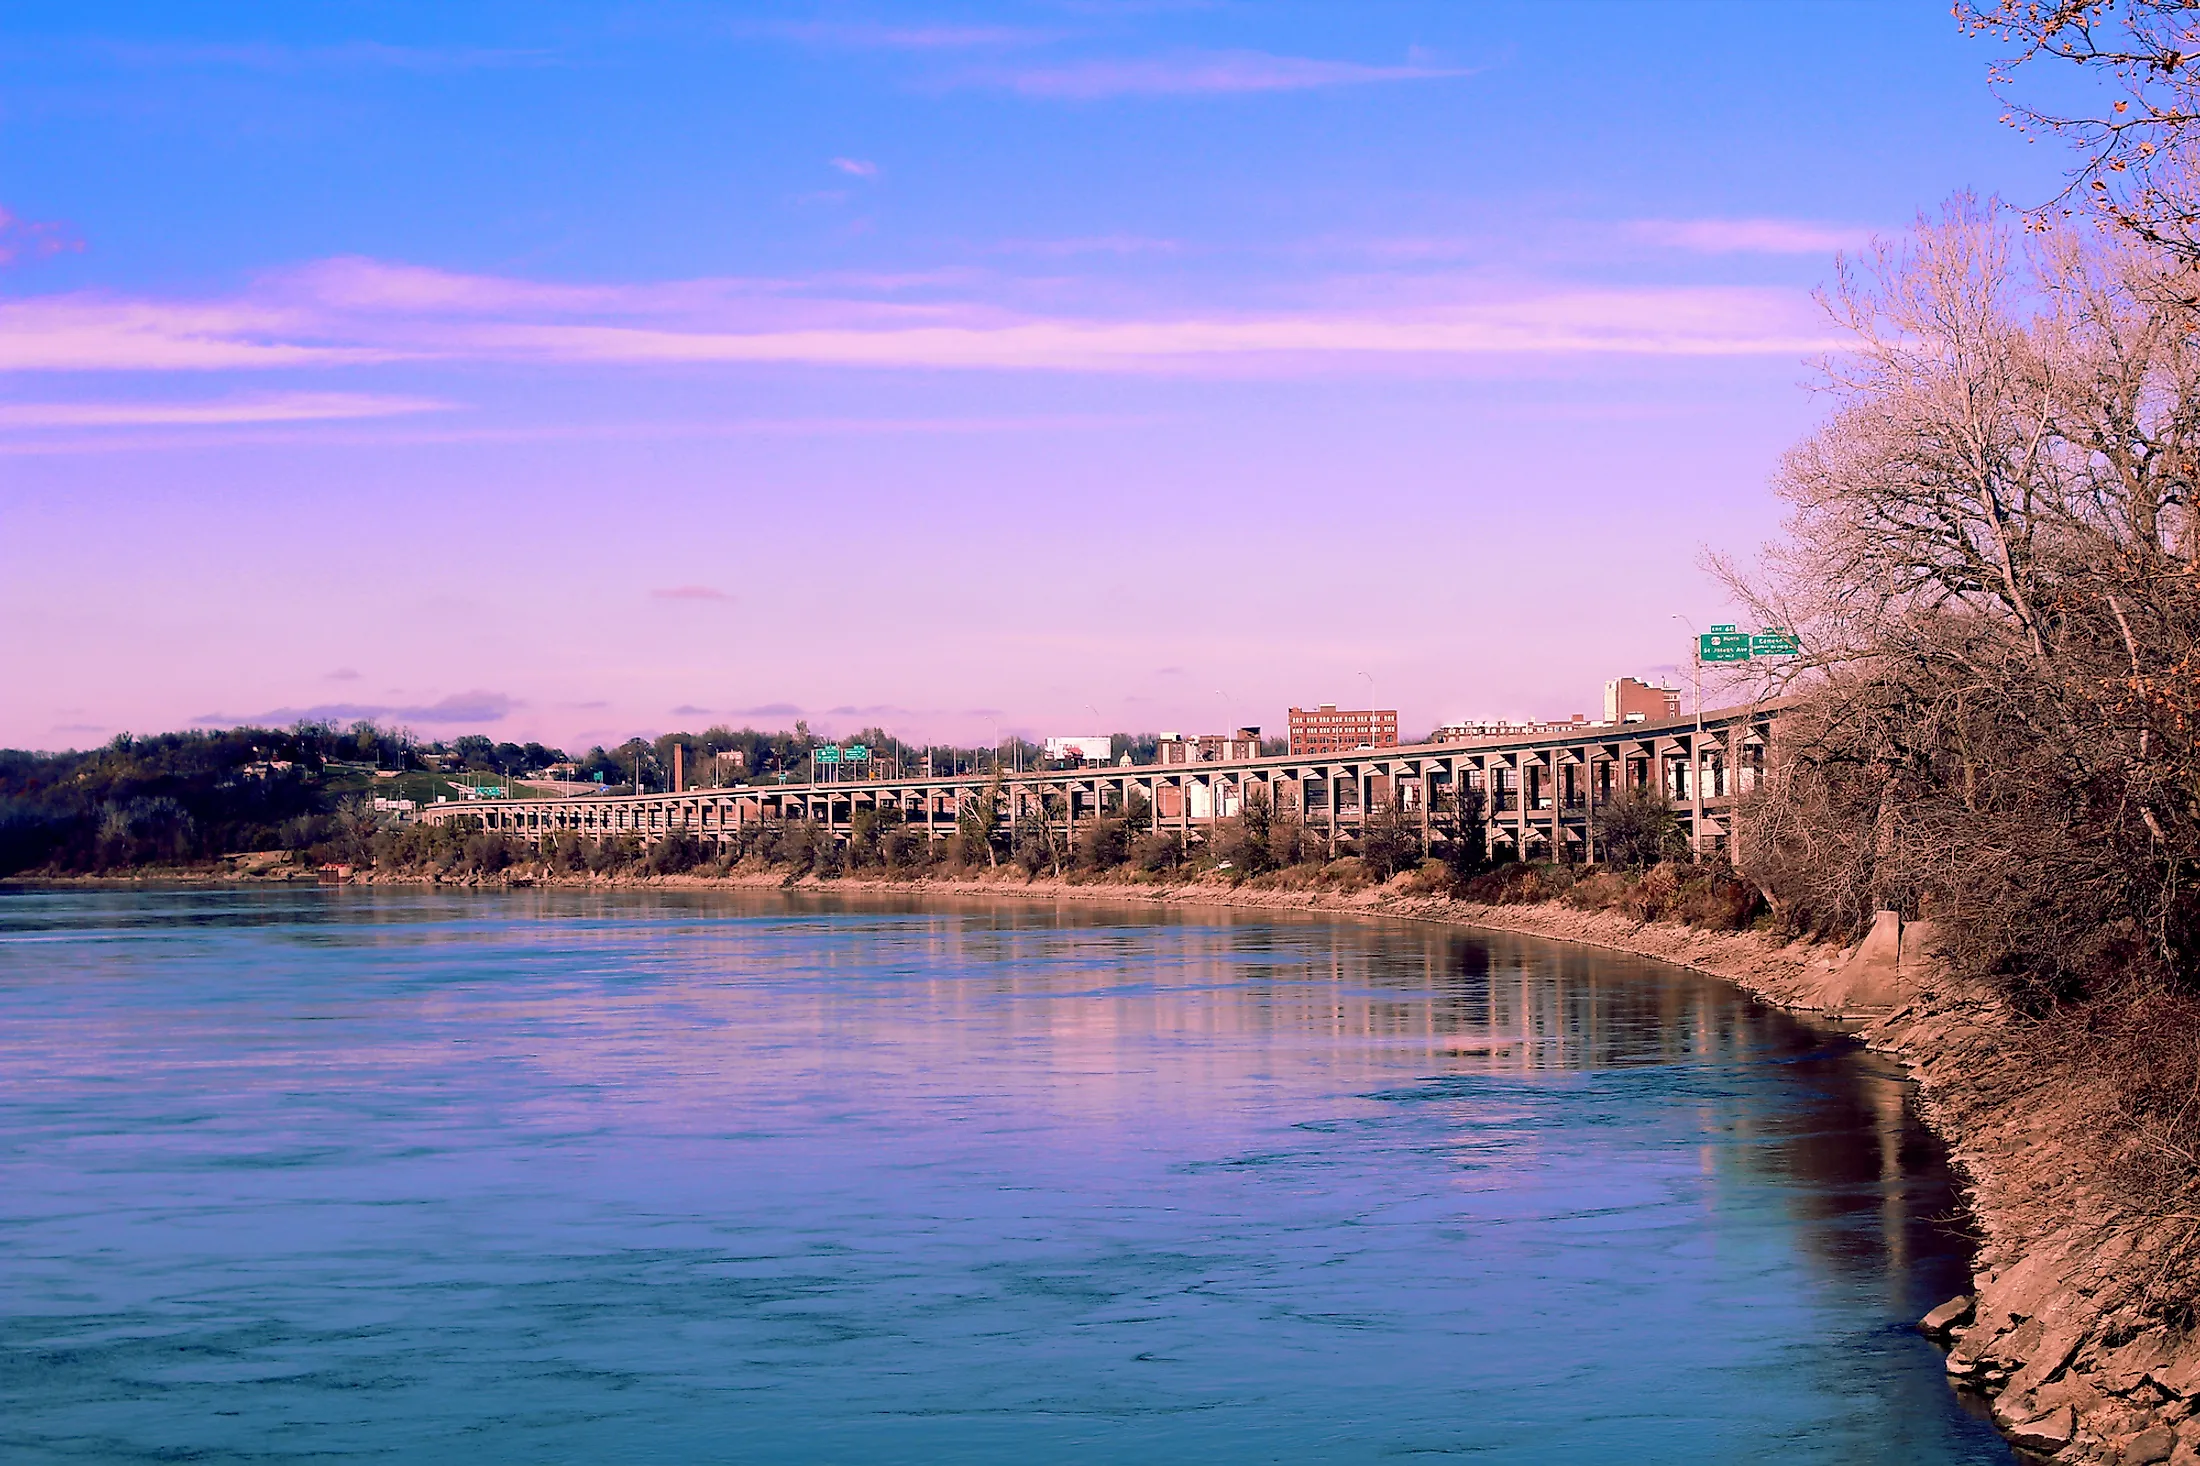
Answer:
[1514,756,1528,858]
[1550,750,1565,861]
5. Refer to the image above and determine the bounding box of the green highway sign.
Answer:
[815,747,840,764]
[1750,628,1801,657]
[1699,624,1753,663]
[846,745,870,761]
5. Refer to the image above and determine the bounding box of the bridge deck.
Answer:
[419,703,1780,862]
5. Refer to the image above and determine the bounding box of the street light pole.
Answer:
[1671,615,1705,861]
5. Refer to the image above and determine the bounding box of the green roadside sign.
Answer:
[1750,628,1801,657]
[815,747,840,764]
[1699,624,1753,663]
[846,745,870,761]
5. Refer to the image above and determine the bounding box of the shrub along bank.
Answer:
[349,792,1770,939]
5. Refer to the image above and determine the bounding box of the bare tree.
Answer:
[957,768,1003,868]
[1596,787,1685,871]
[1430,779,1487,878]
[1965,1,2200,260]
[1718,197,2200,997]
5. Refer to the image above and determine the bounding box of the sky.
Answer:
[0,1,2074,752]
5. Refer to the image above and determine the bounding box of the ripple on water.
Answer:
[0,886,2011,1464]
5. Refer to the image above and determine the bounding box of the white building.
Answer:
[1043,735,1112,764]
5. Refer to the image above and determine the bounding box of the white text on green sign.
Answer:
[1700,627,1753,663]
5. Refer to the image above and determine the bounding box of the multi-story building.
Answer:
[1157,728,1263,764]
[1434,680,1682,743]
[1288,705,1399,755]
[1435,714,1591,741]
[1604,677,1683,725]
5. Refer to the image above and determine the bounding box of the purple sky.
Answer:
[0,3,2066,751]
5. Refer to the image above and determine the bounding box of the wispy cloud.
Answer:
[1328,235,1485,262]
[650,584,735,602]
[995,234,1180,256]
[276,255,664,315]
[83,38,556,73]
[739,20,1052,51]
[1629,218,1872,255]
[0,295,391,371]
[0,207,85,267]
[830,157,881,179]
[0,259,1838,382]
[971,50,1476,99]
[0,411,1155,457]
[193,690,520,728]
[0,391,447,428]
[456,290,1836,368]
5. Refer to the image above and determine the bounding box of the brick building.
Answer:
[1604,677,1683,725]
[1288,705,1399,755]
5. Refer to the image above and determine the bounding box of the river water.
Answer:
[0,887,2009,1464]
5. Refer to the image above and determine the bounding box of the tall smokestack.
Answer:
[673,743,684,793]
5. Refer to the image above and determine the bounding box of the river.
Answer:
[0,886,2010,1463]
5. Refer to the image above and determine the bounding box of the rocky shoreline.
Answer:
[16,862,2192,1462]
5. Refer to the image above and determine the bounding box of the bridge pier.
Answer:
[419,708,1779,870]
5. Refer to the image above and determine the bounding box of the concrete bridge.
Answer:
[419,703,1779,863]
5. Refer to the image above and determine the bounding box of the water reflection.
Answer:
[0,887,2006,1464]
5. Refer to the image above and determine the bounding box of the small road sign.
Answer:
[1750,628,1801,657]
[846,745,870,761]
[815,747,840,764]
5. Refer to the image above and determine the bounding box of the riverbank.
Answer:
[12,861,2190,1462]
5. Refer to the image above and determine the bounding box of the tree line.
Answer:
[0,719,1374,876]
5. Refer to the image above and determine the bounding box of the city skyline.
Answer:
[1,3,2067,749]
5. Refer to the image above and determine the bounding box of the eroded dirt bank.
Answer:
[18,864,2188,1463]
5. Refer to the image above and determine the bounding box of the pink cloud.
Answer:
[0,294,389,370]
[456,289,1836,369]
[975,51,1476,99]
[0,258,1840,379]
[830,157,880,179]
[0,411,1153,458]
[276,256,662,315]
[0,391,447,428]
[1629,218,1872,255]
[192,690,520,727]
[0,207,85,266]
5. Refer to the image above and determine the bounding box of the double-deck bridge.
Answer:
[421,703,1778,862]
